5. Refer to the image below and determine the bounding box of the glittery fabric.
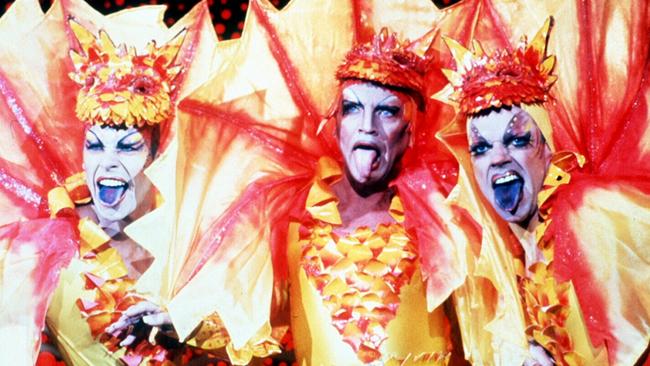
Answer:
[516,153,601,366]
[300,213,417,362]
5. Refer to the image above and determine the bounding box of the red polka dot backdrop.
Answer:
[1,0,461,40]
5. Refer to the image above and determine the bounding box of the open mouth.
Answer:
[352,142,381,179]
[491,171,524,214]
[96,177,128,207]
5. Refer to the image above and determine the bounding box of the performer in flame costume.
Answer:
[123,0,484,365]
[0,0,232,364]
[434,1,650,364]
[281,30,458,364]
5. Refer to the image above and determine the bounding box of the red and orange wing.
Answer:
[0,218,77,365]
[140,3,474,364]
[437,1,650,364]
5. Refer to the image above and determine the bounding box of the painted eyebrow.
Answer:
[376,95,402,109]
[377,94,400,105]
[117,130,144,146]
[469,135,491,148]
[502,111,533,141]
[342,88,362,104]
[86,129,102,143]
[468,125,486,144]
[342,99,362,106]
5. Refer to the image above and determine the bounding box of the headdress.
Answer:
[435,18,557,115]
[336,28,431,107]
[68,20,186,128]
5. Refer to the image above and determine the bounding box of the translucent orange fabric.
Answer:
[125,0,478,363]
[435,0,650,364]
[0,218,77,365]
[0,0,228,364]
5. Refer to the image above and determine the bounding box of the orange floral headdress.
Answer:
[435,18,557,115]
[68,20,186,128]
[336,28,431,107]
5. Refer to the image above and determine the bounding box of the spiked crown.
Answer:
[435,18,557,115]
[336,28,431,106]
[68,20,186,128]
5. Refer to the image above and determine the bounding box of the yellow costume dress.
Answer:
[434,1,650,364]
[288,158,451,365]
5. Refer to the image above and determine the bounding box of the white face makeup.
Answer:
[83,125,152,223]
[337,82,413,192]
[468,106,552,226]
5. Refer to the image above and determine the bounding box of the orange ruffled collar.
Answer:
[304,156,404,226]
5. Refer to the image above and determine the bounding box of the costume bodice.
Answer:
[46,202,149,365]
[286,160,451,365]
[288,221,450,366]
[47,258,124,366]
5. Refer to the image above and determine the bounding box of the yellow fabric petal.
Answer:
[90,247,128,280]
[78,217,110,257]
[225,322,281,365]
[305,158,343,225]
[47,187,74,218]
[315,156,342,183]
[388,195,404,223]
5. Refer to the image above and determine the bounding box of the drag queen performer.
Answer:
[434,1,650,364]
[123,0,480,364]
[0,0,230,364]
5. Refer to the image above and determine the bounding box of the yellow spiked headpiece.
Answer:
[336,28,432,108]
[68,20,186,128]
[435,18,557,115]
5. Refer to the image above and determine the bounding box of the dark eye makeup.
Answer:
[470,140,492,156]
[85,140,103,151]
[84,132,103,151]
[342,100,362,116]
[117,139,145,152]
[504,132,532,148]
[84,130,145,152]
[375,105,401,117]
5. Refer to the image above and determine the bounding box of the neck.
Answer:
[91,206,130,237]
[510,210,541,233]
[333,172,393,226]
[515,208,541,233]
[92,190,155,238]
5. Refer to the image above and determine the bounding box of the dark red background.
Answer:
[1,0,460,40]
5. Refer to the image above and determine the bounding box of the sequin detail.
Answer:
[299,220,418,364]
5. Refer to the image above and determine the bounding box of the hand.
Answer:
[105,301,174,347]
[523,341,555,366]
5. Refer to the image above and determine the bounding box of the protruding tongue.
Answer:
[99,185,126,206]
[352,148,378,179]
[494,179,523,213]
